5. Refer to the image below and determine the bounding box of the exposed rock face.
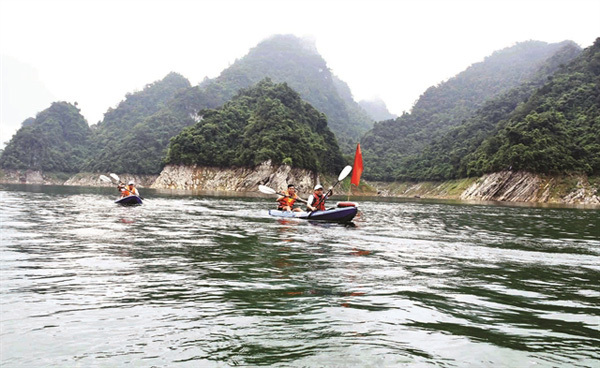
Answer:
[152,161,318,193]
[460,171,599,204]
[0,170,63,185]
[63,173,158,188]
[460,171,541,201]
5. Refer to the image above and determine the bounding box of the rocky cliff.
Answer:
[63,173,158,188]
[373,171,599,205]
[460,171,599,204]
[0,169,157,187]
[2,165,597,206]
[151,161,318,193]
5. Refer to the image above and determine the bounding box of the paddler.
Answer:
[307,184,332,212]
[277,184,303,212]
[119,180,139,197]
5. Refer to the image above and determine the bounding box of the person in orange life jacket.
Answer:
[119,181,139,198]
[277,184,303,212]
[307,184,332,212]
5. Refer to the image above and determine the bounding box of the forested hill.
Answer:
[0,102,91,172]
[463,38,600,177]
[166,79,345,174]
[200,34,374,152]
[81,34,373,175]
[83,72,191,173]
[361,40,582,181]
[358,98,398,122]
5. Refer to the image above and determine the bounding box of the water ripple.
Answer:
[1,185,599,367]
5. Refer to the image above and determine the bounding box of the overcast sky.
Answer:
[1,0,599,146]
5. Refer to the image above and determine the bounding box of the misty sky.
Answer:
[1,0,599,147]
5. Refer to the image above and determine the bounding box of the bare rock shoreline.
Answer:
[1,166,598,206]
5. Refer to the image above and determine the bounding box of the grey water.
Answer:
[1,184,598,367]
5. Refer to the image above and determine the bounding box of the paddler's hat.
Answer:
[128,181,135,185]
[314,184,323,190]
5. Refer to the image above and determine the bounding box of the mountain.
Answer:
[200,34,374,152]
[166,79,345,174]
[358,98,398,121]
[394,40,584,181]
[99,34,373,174]
[463,38,600,176]
[361,40,582,181]
[83,72,191,173]
[0,102,91,172]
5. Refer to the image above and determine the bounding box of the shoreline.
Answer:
[1,167,598,207]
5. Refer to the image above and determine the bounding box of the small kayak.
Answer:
[268,206,358,222]
[115,195,143,205]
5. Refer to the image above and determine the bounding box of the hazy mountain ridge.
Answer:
[83,72,192,173]
[393,40,585,181]
[358,98,398,122]
[200,34,374,152]
[2,36,597,187]
[82,34,373,174]
[361,40,583,181]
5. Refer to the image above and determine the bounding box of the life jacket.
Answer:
[278,190,297,208]
[127,186,139,195]
[311,192,326,211]
[121,188,131,197]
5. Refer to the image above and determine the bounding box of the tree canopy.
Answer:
[166,79,346,174]
[360,40,583,181]
[0,102,91,172]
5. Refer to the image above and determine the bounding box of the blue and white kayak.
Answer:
[115,195,143,205]
[268,206,358,222]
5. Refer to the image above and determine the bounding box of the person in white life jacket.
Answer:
[307,184,332,212]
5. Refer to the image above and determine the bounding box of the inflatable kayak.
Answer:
[268,206,358,222]
[115,195,143,205]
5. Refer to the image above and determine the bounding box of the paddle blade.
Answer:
[99,175,111,183]
[338,165,353,181]
[258,185,277,195]
[110,173,120,182]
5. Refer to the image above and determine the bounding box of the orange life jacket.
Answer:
[278,190,298,208]
[311,192,326,211]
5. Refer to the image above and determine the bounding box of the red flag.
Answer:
[351,143,363,186]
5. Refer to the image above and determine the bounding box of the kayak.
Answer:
[115,195,143,205]
[268,206,358,222]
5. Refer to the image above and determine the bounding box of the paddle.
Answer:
[99,175,112,183]
[258,185,308,204]
[309,165,352,215]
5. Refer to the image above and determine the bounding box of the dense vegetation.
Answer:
[465,38,600,176]
[393,41,585,180]
[3,36,596,183]
[0,102,91,172]
[361,40,582,181]
[80,34,375,174]
[84,72,191,173]
[199,35,374,152]
[166,79,345,173]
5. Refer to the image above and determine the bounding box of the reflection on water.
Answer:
[1,184,599,367]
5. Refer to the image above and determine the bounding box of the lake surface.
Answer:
[1,184,598,367]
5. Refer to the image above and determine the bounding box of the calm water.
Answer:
[1,184,598,367]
